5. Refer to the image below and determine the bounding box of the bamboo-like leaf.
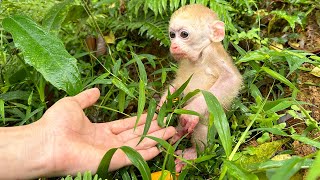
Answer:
[169,75,192,99]
[96,148,117,179]
[291,134,320,149]
[179,89,200,106]
[306,151,320,180]
[261,67,298,91]
[134,54,148,84]
[224,160,259,180]
[173,109,201,117]
[121,146,151,180]
[112,78,135,98]
[3,15,82,95]
[97,146,151,180]
[202,90,232,156]
[118,90,126,113]
[270,156,304,180]
[136,79,146,128]
[157,102,167,127]
[138,99,156,144]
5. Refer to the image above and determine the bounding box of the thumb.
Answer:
[73,88,100,109]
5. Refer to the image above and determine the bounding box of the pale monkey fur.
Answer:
[162,4,242,156]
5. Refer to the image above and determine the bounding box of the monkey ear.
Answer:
[209,21,225,42]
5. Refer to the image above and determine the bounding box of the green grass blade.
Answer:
[3,15,82,95]
[202,90,232,156]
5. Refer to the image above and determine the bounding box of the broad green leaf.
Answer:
[136,80,146,128]
[112,78,135,98]
[120,146,151,180]
[42,0,74,34]
[306,151,320,180]
[224,160,258,180]
[138,99,156,144]
[3,15,82,95]
[202,90,232,156]
[270,156,304,180]
[261,67,298,92]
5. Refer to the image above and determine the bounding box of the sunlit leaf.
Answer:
[224,160,258,180]
[3,15,82,95]
[269,156,304,180]
[306,151,320,180]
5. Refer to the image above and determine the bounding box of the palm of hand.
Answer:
[38,88,175,176]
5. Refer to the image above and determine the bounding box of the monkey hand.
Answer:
[179,114,199,134]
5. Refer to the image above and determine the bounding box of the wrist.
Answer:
[0,120,53,179]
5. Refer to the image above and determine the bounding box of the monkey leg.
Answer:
[174,123,207,172]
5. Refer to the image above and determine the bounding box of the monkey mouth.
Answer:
[172,53,186,59]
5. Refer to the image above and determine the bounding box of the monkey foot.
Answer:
[175,147,197,172]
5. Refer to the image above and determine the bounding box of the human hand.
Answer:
[37,88,176,177]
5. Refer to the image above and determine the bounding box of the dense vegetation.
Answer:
[1,0,320,179]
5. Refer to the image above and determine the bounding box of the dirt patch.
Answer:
[297,64,320,121]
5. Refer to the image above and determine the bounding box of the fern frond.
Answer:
[106,14,170,46]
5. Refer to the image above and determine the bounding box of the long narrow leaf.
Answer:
[138,99,156,144]
[306,151,320,180]
[136,79,146,128]
[270,156,304,180]
[120,146,151,180]
[112,78,135,98]
[202,90,232,156]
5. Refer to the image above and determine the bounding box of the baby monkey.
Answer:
[159,4,242,172]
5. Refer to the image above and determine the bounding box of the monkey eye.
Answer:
[180,31,189,38]
[169,31,176,38]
